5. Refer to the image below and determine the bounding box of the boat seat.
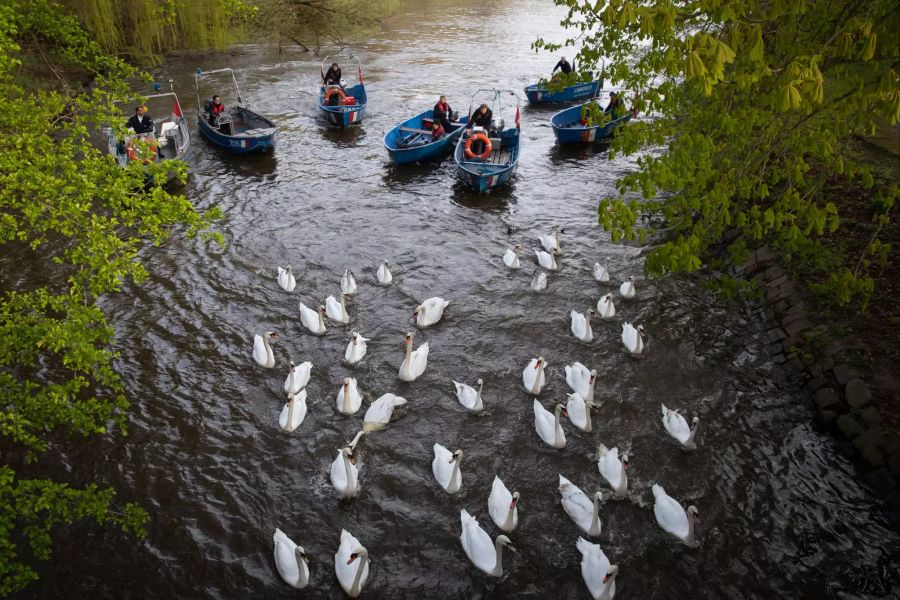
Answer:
[399,126,433,135]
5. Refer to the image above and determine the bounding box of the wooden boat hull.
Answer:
[317,83,368,128]
[550,103,631,144]
[197,106,276,154]
[453,128,520,193]
[524,79,601,104]
[383,110,469,164]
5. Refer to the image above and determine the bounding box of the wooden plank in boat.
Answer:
[399,126,433,135]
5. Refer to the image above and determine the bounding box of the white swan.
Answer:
[571,308,595,343]
[661,404,699,450]
[576,537,618,600]
[398,332,429,381]
[453,378,484,412]
[652,484,699,546]
[597,293,615,320]
[522,357,547,395]
[565,362,597,406]
[559,475,603,536]
[539,227,562,256]
[566,392,592,432]
[336,377,363,416]
[344,332,370,365]
[597,444,628,494]
[277,265,297,292]
[459,509,515,577]
[252,331,277,368]
[273,528,309,589]
[279,390,307,433]
[619,275,635,299]
[534,400,567,449]
[488,476,519,532]
[432,443,463,494]
[283,360,312,394]
[503,244,521,269]
[414,297,449,328]
[363,393,407,432]
[376,261,393,285]
[621,322,645,356]
[341,269,358,295]
[299,302,326,336]
[334,529,369,598]
[535,249,558,270]
[330,431,365,498]
[530,272,547,290]
[593,258,610,283]
[326,293,350,324]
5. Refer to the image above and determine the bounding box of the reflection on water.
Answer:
[16,0,900,598]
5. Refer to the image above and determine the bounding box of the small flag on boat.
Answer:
[515,105,520,129]
[358,64,364,85]
[172,99,182,118]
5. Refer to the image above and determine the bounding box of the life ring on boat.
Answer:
[324,86,346,105]
[464,132,492,159]
[127,143,157,164]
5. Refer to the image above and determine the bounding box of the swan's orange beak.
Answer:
[509,498,517,509]
[603,573,612,583]
[449,456,456,464]
[347,555,357,565]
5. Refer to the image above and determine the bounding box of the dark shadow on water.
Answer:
[382,158,454,189]
[547,140,611,166]
[450,177,518,210]
[320,122,366,147]
[192,140,278,177]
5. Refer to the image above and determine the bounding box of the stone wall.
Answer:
[737,246,900,512]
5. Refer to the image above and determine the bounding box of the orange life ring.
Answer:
[127,143,157,164]
[324,86,346,105]
[464,132,492,159]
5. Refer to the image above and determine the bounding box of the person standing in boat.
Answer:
[323,62,342,87]
[467,103,493,129]
[208,95,225,126]
[126,105,154,136]
[553,56,572,75]
[433,95,453,132]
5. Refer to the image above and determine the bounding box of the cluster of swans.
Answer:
[254,234,701,598]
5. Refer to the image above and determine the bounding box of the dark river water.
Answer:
[17,0,900,598]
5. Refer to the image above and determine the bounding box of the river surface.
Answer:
[16,0,900,598]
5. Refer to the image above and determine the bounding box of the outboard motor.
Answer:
[203,97,214,115]
[490,118,505,133]
[450,110,459,122]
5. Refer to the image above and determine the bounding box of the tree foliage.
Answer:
[536,0,900,307]
[0,0,220,593]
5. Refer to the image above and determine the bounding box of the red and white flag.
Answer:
[358,65,364,85]
[515,106,521,129]
[173,99,183,118]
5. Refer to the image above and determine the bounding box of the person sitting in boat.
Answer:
[605,92,625,119]
[467,103,493,130]
[553,56,572,75]
[433,95,453,132]
[323,62,342,87]
[208,95,225,126]
[126,105,154,136]
[431,121,445,140]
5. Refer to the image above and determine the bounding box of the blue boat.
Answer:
[317,55,367,128]
[550,101,632,144]
[454,89,521,193]
[524,79,602,104]
[194,67,276,154]
[383,110,469,164]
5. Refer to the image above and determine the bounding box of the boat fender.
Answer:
[464,132,492,159]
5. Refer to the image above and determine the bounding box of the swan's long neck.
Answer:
[635,334,643,354]
[342,383,352,413]
[340,294,346,313]
[584,401,592,432]
[590,494,601,533]
[264,336,273,361]
[350,552,367,596]
[342,452,356,494]
[686,512,697,545]
[530,363,543,394]
[450,456,461,486]
[318,310,325,330]
[553,407,563,443]
[502,504,516,530]
[286,396,295,432]
[476,382,483,402]
[492,539,505,576]
[586,379,595,407]
[554,229,560,251]
[686,421,699,447]
[294,552,308,586]
[404,339,413,362]
[288,368,296,392]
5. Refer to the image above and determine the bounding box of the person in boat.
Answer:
[208,95,225,126]
[467,103,493,129]
[553,56,572,75]
[323,62,342,87]
[126,105,154,136]
[433,95,453,132]
[605,92,625,119]
[431,120,445,140]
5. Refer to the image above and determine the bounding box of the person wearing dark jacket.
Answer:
[433,95,453,132]
[323,62,342,87]
[208,95,225,126]
[553,56,572,75]
[126,105,154,135]
[468,104,493,129]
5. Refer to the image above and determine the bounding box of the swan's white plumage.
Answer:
[330,447,359,498]
[453,379,484,412]
[283,361,312,394]
[325,294,350,324]
[559,475,603,536]
[376,261,393,285]
[336,377,363,415]
[661,404,699,449]
[279,390,307,432]
[459,509,513,577]
[273,528,309,589]
[567,393,592,432]
[597,293,616,320]
[534,400,567,448]
[414,297,449,328]
[539,228,561,255]
[565,363,597,406]
[299,302,326,335]
[277,266,297,292]
[488,476,519,532]
[334,529,369,598]
[503,246,521,269]
[522,357,547,394]
[398,334,428,381]
[535,249,558,270]
[363,393,407,432]
[341,269,358,295]
[619,276,636,299]
[597,445,628,493]
[576,537,617,600]
[593,260,610,283]
[621,322,645,356]
[432,443,463,493]
[652,484,698,545]
[530,272,547,290]
[252,332,276,368]
[344,332,370,365]
[571,309,594,343]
